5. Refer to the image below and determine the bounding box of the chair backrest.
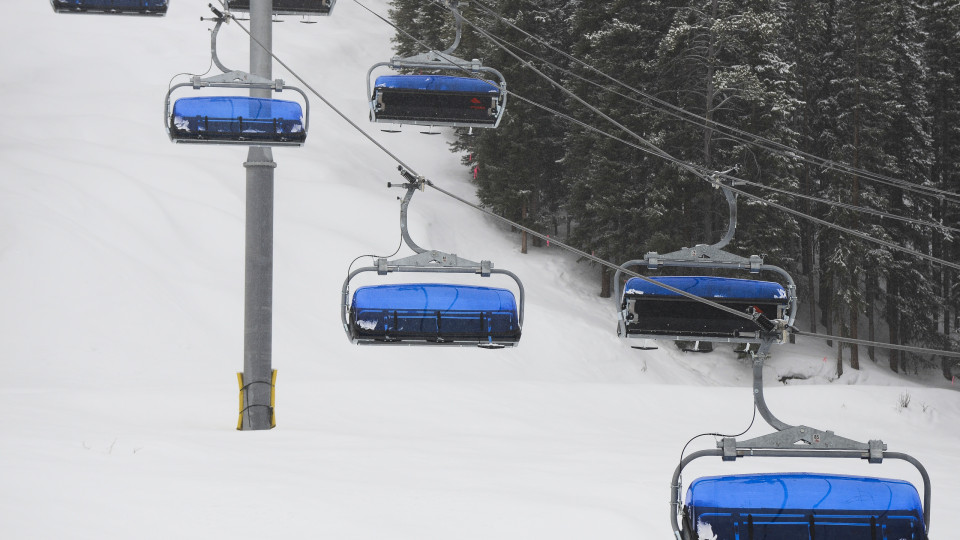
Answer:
[350,283,520,345]
[684,473,927,540]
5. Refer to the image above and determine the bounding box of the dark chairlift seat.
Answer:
[50,0,168,15]
[348,283,521,347]
[620,276,787,341]
[366,2,508,131]
[168,96,306,146]
[371,75,503,128]
[224,0,334,16]
[683,473,927,540]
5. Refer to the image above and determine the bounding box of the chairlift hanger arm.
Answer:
[711,171,739,250]
[441,0,465,55]
[207,10,234,74]
[389,168,428,255]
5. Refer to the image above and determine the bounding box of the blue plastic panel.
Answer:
[350,284,520,344]
[375,75,500,95]
[51,0,168,13]
[624,276,786,301]
[170,96,305,144]
[685,473,926,540]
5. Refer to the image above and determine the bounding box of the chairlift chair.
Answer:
[370,73,505,129]
[615,175,797,349]
[51,0,168,15]
[164,12,310,146]
[342,170,524,348]
[166,74,309,146]
[223,0,335,16]
[670,338,932,540]
[367,1,507,130]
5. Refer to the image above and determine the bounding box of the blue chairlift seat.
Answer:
[621,276,787,339]
[225,0,334,15]
[51,0,168,15]
[372,75,502,127]
[683,473,927,540]
[169,96,306,145]
[349,283,520,346]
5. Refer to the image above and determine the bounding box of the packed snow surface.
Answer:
[1,2,956,539]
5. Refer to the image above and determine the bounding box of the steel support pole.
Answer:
[241,0,275,430]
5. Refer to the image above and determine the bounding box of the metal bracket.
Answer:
[192,71,279,87]
[388,250,482,269]
[480,260,492,277]
[724,428,882,453]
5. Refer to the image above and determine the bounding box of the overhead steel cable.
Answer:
[469,0,960,206]
[791,331,960,359]
[221,3,960,358]
[424,179,761,323]
[428,179,960,359]
[724,175,960,236]
[223,3,759,324]
[396,1,960,272]
[499,92,960,272]
[448,10,958,236]
[219,4,421,176]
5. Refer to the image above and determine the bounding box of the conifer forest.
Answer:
[388,0,960,377]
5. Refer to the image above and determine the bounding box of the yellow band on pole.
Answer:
[236,370,277,430]
[270,369,277,428]
[236,372,245,430]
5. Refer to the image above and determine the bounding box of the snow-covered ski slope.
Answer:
[1,2,956,538]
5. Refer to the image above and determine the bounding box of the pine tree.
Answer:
[449,0,574,256]
[923,0,960,378]
[780,0,831,336]
[653,0,802,272]
[818,0,936,372]
[561,0,675,295]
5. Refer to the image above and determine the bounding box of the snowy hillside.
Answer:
[0,1,956,538]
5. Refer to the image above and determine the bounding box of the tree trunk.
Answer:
[798,71,818,335]
[887,278,900,373]
[944,269,954,380]
[819,248,833,348]
[521,197,528,255]
[848,6,862,371]
[866,268,876,361]
[702,0,718,242]
[836,319,844,378]
[600,266,611,298]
